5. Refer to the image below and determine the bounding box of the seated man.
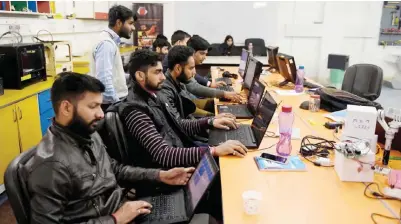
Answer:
[116,49,248,169]
[152,38,170,55]
[24,72,195,224]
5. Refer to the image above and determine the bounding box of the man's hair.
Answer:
[171,30,191,45]
[187,35,211,52]
[167,46,195,70]
[51,72,105,114]
[108,5,137,27]
[156,34,168,41]
[152,38,170,51]
[128,49,161,80]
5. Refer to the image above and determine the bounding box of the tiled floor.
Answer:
[376,84,401,109]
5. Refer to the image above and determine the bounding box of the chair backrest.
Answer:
[207,43,221,56]
[98,110,131,165]
[244,38,267,56]
[4,147,37,224]
[341,64,383,101]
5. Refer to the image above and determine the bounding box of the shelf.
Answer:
[0,10,50,16]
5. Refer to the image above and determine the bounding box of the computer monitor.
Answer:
[276,53,297,86]
[243,56,263,89]
[267,46,279,70]
[238,48,249,78]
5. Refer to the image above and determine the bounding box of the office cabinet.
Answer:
[0,95,42,185]
[0,105,21,186]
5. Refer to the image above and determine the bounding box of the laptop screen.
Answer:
[243,57,257,89]
[251,91,278,146]
[185,150,219,215]
[247,79,266,115]
[238,49,249,77]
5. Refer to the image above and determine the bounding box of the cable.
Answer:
[371,212,400,224]
[300,135,336,167]
[36,29,54,42]
[249,142,277,152]
[0,31,23,43]
[264,131,275,138]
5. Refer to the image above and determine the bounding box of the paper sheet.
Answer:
[274,90,305,96]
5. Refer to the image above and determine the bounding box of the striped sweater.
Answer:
[124,109,210,168]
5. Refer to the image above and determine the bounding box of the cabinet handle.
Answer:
[12,108,17,122]
[18,107,22,120]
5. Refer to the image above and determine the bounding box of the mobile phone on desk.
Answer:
[260,153,288,164]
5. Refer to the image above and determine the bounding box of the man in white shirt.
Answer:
[89,5,136,112]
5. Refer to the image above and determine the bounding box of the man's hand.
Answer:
[113,201,152,224]
[159,167,195,185]
[214,140,248,157]
[210,81,226,88]
[224,91,242,102]
[215,113,236,120]
[213,117,238,130]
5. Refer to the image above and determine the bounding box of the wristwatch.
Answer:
[208,117,215,128]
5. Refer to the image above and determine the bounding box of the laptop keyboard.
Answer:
[148,195,177,220]
[226,125,256,143]
[215,77,232,85]
[217,85,234,92]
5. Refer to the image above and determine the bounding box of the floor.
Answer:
[377,83,401,109]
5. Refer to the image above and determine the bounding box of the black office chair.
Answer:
[207,43,221,56]
[4,147,37,224]
[244,38,267,56]
[341,64,383,101]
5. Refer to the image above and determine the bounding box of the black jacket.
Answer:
[159,71,196,119]
[113,81,197,168]
[23,123,161,224]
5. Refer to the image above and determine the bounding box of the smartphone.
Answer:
[260,153,288,164]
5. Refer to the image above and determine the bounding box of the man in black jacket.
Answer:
[24,72,195,224]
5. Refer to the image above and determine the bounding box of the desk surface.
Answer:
[213,66,398,224]
[203,56,268,66]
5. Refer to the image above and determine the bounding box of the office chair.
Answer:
[207,43,221,56]
[4,147,37,224]
[341,64,383,101]
[245,38,267,56]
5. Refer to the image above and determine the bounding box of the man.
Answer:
[186,35,242,101]
[152,38,170,55]
[89,5,136,112]
[24,72,195,224]
[115,49,247,169]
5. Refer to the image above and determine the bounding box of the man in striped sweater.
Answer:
[117,49,248,169]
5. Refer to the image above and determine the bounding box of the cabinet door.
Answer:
[17,95,42,152]
[0,105,21,185]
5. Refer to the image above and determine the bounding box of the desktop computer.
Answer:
[267,46,279,72]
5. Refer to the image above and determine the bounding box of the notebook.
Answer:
[254,156,307,172]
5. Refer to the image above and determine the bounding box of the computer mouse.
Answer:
[222,71,232,77]
[299,101,309,110]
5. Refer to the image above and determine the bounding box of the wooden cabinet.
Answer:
[0,95,42,185]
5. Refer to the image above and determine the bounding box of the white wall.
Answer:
[171,1,400,83]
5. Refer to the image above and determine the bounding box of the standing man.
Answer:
[89,5,137,112]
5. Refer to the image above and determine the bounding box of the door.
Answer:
[0,105,21,185]
[17,96,42,152]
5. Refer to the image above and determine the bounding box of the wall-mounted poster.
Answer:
[132,3,163,48]
[379,1,401,46]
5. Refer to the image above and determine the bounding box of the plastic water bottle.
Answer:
[248,43,253,56]
[276,105,294,156]
[295,65,305,93]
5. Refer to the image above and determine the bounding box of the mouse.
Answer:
[300,101,309,110]
[222,71,232,77]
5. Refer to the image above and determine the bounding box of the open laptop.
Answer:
[216,79,266,119]
[136,150,219,224]
[209,91,278,149]
[243,56,263,89]
[238,48,250,78]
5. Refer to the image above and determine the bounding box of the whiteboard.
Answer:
[173,2,269,45]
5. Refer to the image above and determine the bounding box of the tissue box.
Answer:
[343,105,377,140]
[334,150,375,182]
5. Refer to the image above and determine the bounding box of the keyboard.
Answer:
[226,125,256,144]
[217,86,234,92]
[148,195,177,220]
[215,77,232,85]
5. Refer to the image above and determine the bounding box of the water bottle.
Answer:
[295,65,305,93]
[248,43,253,56]
[276,105,294,156]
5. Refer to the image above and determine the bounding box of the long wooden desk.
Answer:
[213,66,399,224]
[203,56,268,66]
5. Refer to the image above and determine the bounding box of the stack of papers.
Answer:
[324,110,347,123]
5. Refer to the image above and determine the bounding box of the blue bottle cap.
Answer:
[299,65,304,69]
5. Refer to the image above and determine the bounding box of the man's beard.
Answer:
[66,109,101,137]
[145,76,163,91]
[177,70,190,84]
[119,28,131,39]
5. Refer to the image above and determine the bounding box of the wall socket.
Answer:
[9,24,20,32]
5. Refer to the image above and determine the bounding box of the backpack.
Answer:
[316,88,383,112]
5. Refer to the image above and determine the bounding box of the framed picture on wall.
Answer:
[132,3,163,48]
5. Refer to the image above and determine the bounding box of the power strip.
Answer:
[383,187,401,200]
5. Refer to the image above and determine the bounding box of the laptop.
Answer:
[209,91,278,149]
[136,150,219,224]
[238,48,250,78]
[243,56,263,89]
[217,79,266,119]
